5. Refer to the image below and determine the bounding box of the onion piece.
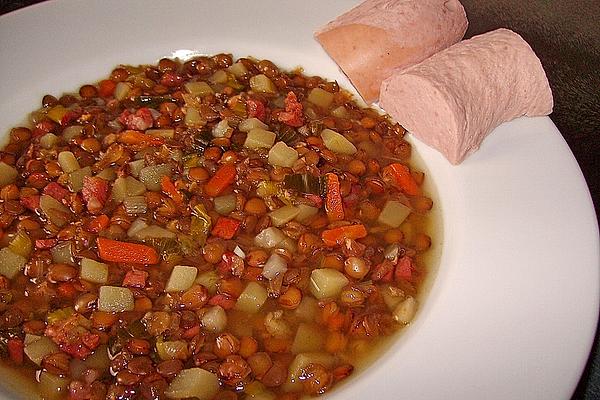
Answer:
[127,218,148,238]
[24,334,59,366]
[393,296,417,324]
[51,241,75,265]
[184,81,214,97]
[213,194,236,215]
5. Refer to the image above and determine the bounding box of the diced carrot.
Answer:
[43,182,70,202]
[97,237,159,265]
[98,79,116,97]
[161,176,184,205]
[325,173,344,221]
[122,269,149,288]
[7,338,24,365]
[321,224,368,247]
[84,214,110,233]
[118,130,164,147]
[204,163,236,197]
[211,217,241,240]
[382,163,421,196]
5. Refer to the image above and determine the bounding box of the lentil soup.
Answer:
[0,53,436,399]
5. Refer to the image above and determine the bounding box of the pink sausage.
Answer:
[380,28,553,164]
[315,0,467,103]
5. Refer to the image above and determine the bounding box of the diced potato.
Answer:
[51,241,75,265]
[24,334,59,365]
[378,200,411,228]
[39,133,59,149]
[331,105,348,118]
[8,231,32,258]
[291,323,325,354]
[209,69,228,84]
[295,204,319,223]
[184,81,214,97]
[254,227,285,248]
[238,117,268,132]
[139,163,172,191]
[212,119,233,138]
[132,225,176,240]
[98,286,134,312]
[380,284,406,311]
[123,195,148,215]
[114,82,131,101]
[307,87,334,109]
[61,125,83,141]
[262,254,288,280]
[80,258,109,284]
[57,151,80,173]
[156,340,189,360]
[112,176,147,203]
[201,305,227,333]
[320,128,357,155]
[288,353,335,384]
[213,194,237,215]
[294,296,319,322]
[249,74,277,94]
[279,237,297,253]
[184,107,206,127]
[195,270,219,295]
[68,166,92,192]
[244,128,276,149]
[165,368,220,400]
[0,247,27,279]
[40,194,72,227]
[128,159,145,177]
[269,205,300,227]
[165,265,198,293]
[96,168,117,181]
[39,371,70,399]
[268,141,299,168]
[227,62,248,78]
[235,282,268,313]
[393,296,417,324]
[309,269,349,300]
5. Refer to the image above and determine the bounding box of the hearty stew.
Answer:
[0,53,434,399]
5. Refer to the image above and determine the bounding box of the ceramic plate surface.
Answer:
[0,1,598,399]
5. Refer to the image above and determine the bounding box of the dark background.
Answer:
[1,0,599,399]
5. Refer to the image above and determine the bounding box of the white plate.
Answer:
[1,1,598,399]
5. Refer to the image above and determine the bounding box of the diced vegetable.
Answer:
[291,323,325,354]
[195,270,219,295]
[8,231,32,258]
[288,353,335,384]
[184,107,205,127]
[0,248,27,279]
[324,173,344,221]
[321,128,357,155]
[39,371,70,399]
[256,181,279,198]
[61,125,83,141]
[244,128,276,149]
[307,87,334,109]
[98,286,135,312]
[381,284,405,311]
[97,237,159,264]
[235,282,268,313]
[114,81,131,101]
[165,265,198,292]
[233,245,246,259]
[51,241,75,265]
[47,105,68,124]
[40,194,72,227]
[184,81,214,97]
[321,224,367,247]
[123,195,148,215]
[127,218,148,238]
[112,176,147,203]
[209,69,228,84]
[382,163,421,196]
[23,334,59,365]
[57,151,80,173]
[254,227,286,248]
[165,368,220,400]
[249,74,277,94]
[268,141,299,168]
[238,117,268,132]
[378,200,411,228]
[96,168,117,181]
[190,204,212,246]
[201,305,227,333]
[156,340,189,360]
[68,166,92,192]
[283,174,324,195]
[211,217,241,240]
[393,296,417,324]
[204,163,236,197]
[132,225,176,240]
[331,105,348,118]
[262,253,288,280]
[139,163,172,191]
[128,159,145,177]
[39,133,58,149]
[294,296,319,322]
[213,194,237,215]
[269,205,300,227]
[119,130,164,147]
[46,307,74,324]
[227,62,248,78]
[309,268,349,300]
[147,128,175,139]
[212,119,233,138]
[295,204,319,222]
[80,258,109,284]
[0,162,18,188]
